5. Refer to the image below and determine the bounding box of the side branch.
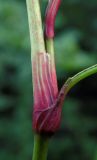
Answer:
[65,64,97,93]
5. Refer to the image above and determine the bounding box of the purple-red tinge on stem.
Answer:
[45,0,61,38]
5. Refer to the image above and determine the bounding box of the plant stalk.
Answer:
[46,38,55,67]
[46,38,54,55]
[26,1,49,160]
[26,0,45,56]
[65,64,97,93]
[32,134,49,160]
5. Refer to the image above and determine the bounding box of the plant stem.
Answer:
[46,38,54,55]
[46,38,58,90]
[65,64,97,93]
[46,38,55,66]
[26,1,49,160]
[32,134,49,160]
[26,0,45,56]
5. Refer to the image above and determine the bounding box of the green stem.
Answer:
[45,37,54,59]
[46,38,55,66]
[32,134,49,160]
[46,38,54,55]
[65,64,97,93]
[26,0,45,56]
[46,38,58,89]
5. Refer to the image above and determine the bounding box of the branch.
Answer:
[65,64,97,93]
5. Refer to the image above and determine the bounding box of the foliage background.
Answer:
[0,0,97,159]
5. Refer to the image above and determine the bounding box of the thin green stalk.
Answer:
[46,38,54,55]
[46,37,58,89]
[65,64,97,93]
[32,134,49,160]
[46,38,55,64]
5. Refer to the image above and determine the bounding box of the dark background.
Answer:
[0,0,97,159]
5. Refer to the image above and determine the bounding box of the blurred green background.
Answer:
[0,0,97,160]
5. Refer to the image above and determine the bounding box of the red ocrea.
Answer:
[32,0,64,135]
[32,52,66,135]
[45,0,61,38]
